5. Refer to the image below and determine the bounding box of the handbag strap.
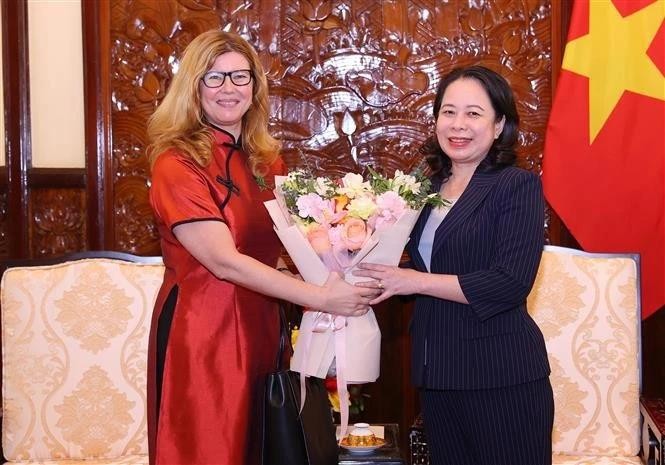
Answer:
[275,304,289,371]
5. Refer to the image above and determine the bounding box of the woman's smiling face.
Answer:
[199,51,253,139]
[435,77,505,167]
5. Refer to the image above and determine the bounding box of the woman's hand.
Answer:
[321,272,380,317]
[353,263,421,305]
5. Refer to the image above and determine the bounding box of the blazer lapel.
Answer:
[430,170,499,259]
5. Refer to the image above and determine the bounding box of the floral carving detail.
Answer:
[55,265,133,353]
[346,65,428,106]
[32,189,85,257]
[55,366,135,456]
[300,0,341,31]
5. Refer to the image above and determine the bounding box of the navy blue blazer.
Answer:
[407,164,550,390]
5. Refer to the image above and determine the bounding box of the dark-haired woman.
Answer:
[355,65,553,465]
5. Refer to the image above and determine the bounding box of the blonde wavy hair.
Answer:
[146,30,280,176]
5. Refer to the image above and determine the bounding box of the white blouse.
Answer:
[417,200,457,271]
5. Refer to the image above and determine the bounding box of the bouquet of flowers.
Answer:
[279,167,443,270]
[265,167,445,439]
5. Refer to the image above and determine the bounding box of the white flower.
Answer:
[337,173,371,199]
[392,170,421,194]
[314,177,334,197]
[286,169,306,182]
[283,169,312,194]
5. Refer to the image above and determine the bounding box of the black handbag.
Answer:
[262,306,338,465]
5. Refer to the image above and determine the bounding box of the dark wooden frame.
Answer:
[1,0,88,259]
[1,0,30,258]
[1,249,163,271]
[81,0,112,250]
[28,168,86,189]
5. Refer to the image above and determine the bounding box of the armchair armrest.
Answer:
[641,397,665,465]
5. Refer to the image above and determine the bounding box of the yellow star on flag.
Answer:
[562,0,665,143]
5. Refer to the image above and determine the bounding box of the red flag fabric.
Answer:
[543,0,664,318]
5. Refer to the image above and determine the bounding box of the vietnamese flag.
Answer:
[543,0,664,318]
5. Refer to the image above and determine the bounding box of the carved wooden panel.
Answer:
[110,0,552,254]
[30,188,86,257]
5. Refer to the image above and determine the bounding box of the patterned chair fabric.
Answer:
[528,246,641,465]
[1,256,164,465]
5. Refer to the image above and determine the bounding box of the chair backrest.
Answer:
[527,245,640,457]
[1,253,164,461]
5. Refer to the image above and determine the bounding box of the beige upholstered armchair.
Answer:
[410,245,644,465]
[528,245,642,465]
[0,252,164,465]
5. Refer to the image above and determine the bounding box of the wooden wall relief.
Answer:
[271,0,553,178]
[109,0,553,254]
[30,188,86,257]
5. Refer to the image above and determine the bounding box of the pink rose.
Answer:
[307,225,332,254]
[340,218,371,251]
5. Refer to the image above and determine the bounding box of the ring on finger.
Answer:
[378,281,384,289]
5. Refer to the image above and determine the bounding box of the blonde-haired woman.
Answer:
[146,30,376,465]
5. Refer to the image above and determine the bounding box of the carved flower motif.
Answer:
[299,0,342,32]
[300,0,332,22]
[55,265,133,353]
[55,366,135,456]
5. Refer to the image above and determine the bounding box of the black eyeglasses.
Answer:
[201,70,253,88]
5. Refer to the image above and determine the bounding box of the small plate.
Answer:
[340,437,386,454]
